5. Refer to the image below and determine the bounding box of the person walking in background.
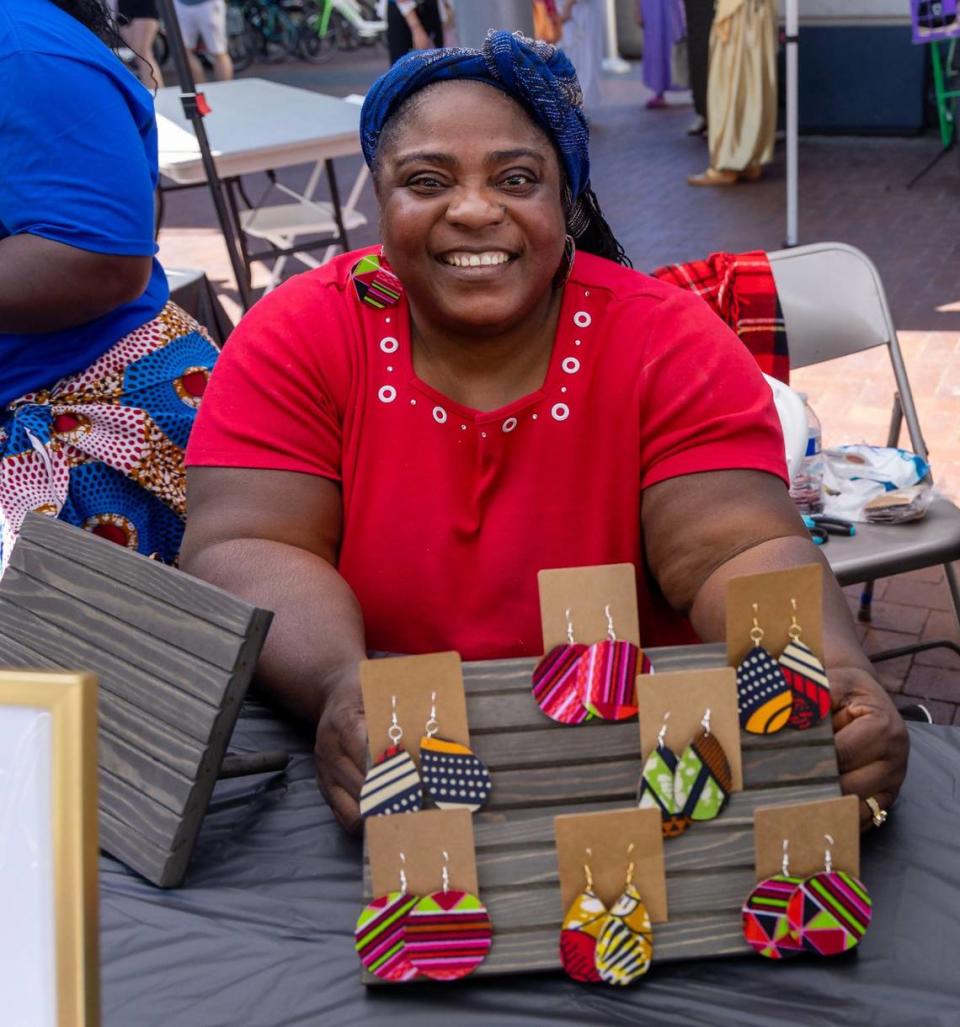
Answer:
[636,0,685,108]
[682,0,713,134]
[559,0,604,108]
[117,0,164,87]
[172,0,233,81]
[384,1,444,64]
[688,0,776,185]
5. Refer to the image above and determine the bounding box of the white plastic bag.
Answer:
[821,445,930,523]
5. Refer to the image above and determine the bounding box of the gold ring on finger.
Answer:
[865,796,888,827]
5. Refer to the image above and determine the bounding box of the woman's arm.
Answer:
[643,468,909,829]
[0,235,152,332]
[180,466,368,831]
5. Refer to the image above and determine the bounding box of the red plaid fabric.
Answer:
[651,251,789,384]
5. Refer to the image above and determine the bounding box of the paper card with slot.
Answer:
[636,668,743,791]
[726,563,824,669]
[367,809,479,897]
[753,795,860,881]
[360,652,469,766]
[538,563,640,652]
[553,808,667,923]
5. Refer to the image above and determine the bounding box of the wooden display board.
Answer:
[362,643,840,981]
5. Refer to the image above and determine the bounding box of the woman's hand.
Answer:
[830,666,909,830]
[314,670,368,834]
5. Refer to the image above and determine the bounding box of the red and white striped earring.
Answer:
[576,605,640,721]
[532,607,593,725]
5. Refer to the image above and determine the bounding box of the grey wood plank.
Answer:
[99,769,185,850]
[19,512,254,635]
[0,567,235,703]
[12,540,250,671]
[99,809,188,888]
[99,727,195,812]
[0,597,220,739]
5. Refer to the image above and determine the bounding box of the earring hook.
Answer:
[657,710,671,748]
[565,608,575,646]
[388,694,402,746]
[583,847,594,891]
[425,691,439,739]
[781,839,790,878]
[441,849,450,893]
[604,604,616,642]
[824,833,834,874]
[399,851,408,893]
[625,842,635,888]
[750,602,764,645]
[701,707,712,735]
[788,597,802,642]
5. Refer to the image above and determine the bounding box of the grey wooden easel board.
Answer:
[363,644,839,981]
[0,512,273,888]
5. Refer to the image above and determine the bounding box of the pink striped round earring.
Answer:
[576,605,641,721]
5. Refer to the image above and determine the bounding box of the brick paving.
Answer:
[155,48,960,722]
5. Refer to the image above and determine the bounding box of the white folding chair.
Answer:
[767,241,960,659]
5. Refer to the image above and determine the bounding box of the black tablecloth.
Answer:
[100,710,960,1027]
[165,267,234,348]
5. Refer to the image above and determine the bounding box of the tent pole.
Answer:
[785,0,798,247]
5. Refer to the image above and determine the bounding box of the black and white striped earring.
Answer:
[359,695,423,819]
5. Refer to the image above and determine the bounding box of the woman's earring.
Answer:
[576,605,640,721]
[405,849,493,980]
[780,599,831,730]
[787,834,873,956]
[419,692,493,812]
[532,608,593,725]
[741,840,804,960]
[674,707,733,823]
[359,695,423,819]
[355,852,420,981]
[736,603,793,734]
[351,250,403,309]
[637,712,690,838]
[594,844,654,986]
[559,847,606,982]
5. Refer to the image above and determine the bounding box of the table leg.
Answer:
[325,159,351,253]
[224,176,254,295]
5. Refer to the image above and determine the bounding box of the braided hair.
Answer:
[51,0,123,47]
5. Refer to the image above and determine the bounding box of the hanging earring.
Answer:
[674,707,733,823]
[786,834,873,957]
[576,605,640,721]
[736,603,793,734]
[351,249,403,309]
[404,849,493,980]
[594,843,654,986]
[419,691,493,812]
[637,712,690,839]
[559,847,606,983]
[741,840,804,960]
[531,608,593,725]
[359,695,423,819]
[780,599,831,730]
[354,852,420,981]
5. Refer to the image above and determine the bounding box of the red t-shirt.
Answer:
[186,248,787,659]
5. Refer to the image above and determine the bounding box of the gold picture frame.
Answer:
[0,671,99,1026]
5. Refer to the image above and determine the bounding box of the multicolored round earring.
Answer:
[736,603,793,735]
[418,692,493,812]
[404,850,493,981]
[559,848,606,983]
[531,608,592,725]
[779,599,831,730]
[594,844,654,986]
[577,605,640,721]
[355,853,419,981]
[786,834,873,956]
[674,707,733,823]
[359,695,423,819]
[741,840,804,960]
[637,712,690,839]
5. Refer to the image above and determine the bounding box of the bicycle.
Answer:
[298,0,386,64]
[228,0,303,71]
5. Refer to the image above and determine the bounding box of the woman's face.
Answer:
[376,81,568,335]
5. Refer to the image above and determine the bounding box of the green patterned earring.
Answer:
[637,712,690,839]
[674,707,733,823]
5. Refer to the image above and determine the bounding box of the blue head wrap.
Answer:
[360,30,590,200]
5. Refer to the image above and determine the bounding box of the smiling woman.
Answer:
[181,31,908,835]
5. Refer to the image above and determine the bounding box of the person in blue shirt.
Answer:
[0,0,219,572]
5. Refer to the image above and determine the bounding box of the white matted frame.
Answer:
[0,671,99,1027]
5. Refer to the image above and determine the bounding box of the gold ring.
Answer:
[865,796,888,827]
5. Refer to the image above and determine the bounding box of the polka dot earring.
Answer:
[594,844,654,986]
[559,848,606,982]
[359,695,424,820]
[404,850,493,981]
[787,834,873,957]
[576,605,640,721]
[673,707,733,823]
[354,853,420,981]
[531,608,593,725]
[419,692,493,812]
[741,840,805,960]
[779,598,831,730]
[637,712,690,839]
[736,603,793,735]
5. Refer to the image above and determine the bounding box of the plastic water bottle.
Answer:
[789,393,824,514]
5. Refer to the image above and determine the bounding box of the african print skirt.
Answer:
[0,302,218,574]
